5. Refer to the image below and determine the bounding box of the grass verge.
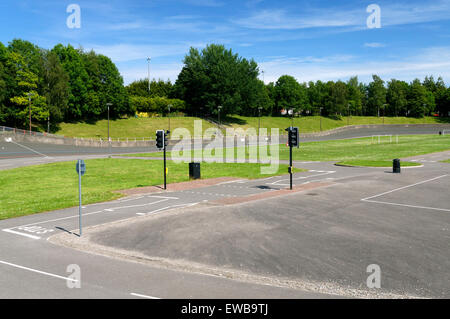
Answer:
[335,160,421,167]
[55,116,449,138]
[0,159,301,220]
[123,135,450,163]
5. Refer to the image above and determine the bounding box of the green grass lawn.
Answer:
[56,117,217,139]
[441,159,450,163]
[335,160,421,167]
[55,116,449,139]
[0,159,300,220]
[128,135,450,166]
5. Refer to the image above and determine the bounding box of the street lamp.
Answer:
[258,106,263,136]
[261,70,265,83]
[168,104,172,132]
[106,103,113,155]
[288,109,294,127]
[382,104,387,124]
[319,107,323,132]
[27,92,34,133]
[218,105,222,127]
[147,57,151,94]
[347,103,351,126]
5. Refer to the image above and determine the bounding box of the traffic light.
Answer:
[287,127,299,148]
[156,130,164,149]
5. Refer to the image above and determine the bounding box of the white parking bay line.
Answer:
[0,260,78,282]
[130,292,160,299]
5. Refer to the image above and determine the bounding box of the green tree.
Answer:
[52,44,90,121]
[273,75,308,116]
[386,79,409,116]
[40,50,69,127]
[174,44,260,117]
[367,75,386,116]
[407,79,432,117]
[347,76,362,116]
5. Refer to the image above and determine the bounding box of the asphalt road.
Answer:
[1,124,449,165]
[0,126,449,299]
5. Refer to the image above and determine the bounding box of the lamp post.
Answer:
[258,106,263,136]
[347,103,351,126]
[27,93,33,133]
[218,105,222,127]
[320,107,323,132]
[147,57,151,94]
[288,109,294,127]
[261,70,265,83]
[382,104,387,125]
[168,104,172,132]
[106,103,113,155]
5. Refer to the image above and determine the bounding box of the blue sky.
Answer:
[1,0,450,85]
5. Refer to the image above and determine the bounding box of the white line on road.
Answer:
[361,174,448,201]
[0,260,78,282]
[137,202,200,216]
[130,293,160,299]
[2,228,41,240]
[362,199,450,212]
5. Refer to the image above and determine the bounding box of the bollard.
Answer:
[393,159,401,173]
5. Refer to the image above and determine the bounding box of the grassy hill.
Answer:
[55,116,449,139]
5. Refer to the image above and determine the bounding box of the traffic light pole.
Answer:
[289,143,293,190]
[163,143,167,190]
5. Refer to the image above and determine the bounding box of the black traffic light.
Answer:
[287,127,299,148]
[156,130,164,149]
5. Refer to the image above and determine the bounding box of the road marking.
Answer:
[137,202,200,216]
[361,174,448,201]
[5,139,52,159]
[0,259,78,282]
[130,293,160,299]
[361,174,449,212]
[268,171,336,185]
[6,196,178,236]
[362,199,450,212]
[2,228,41,240]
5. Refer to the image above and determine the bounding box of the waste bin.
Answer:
[393,159,401,174]
[189,162,201,180]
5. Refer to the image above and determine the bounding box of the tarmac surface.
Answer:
[0,126,449,299]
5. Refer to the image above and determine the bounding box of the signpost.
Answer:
[76,160,86,236]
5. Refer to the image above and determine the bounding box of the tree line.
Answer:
[1,41,449,132]
[0,39,131,131]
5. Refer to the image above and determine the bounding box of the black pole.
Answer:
[289,144,293,190]
[163,142,167,190]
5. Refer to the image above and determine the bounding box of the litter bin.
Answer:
[393,159,401,174]
[189,162,201,180]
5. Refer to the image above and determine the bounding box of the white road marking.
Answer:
[268,171,336,185]
[361,174,448,201]
[362,199,450,212]
[2,229,41,240]
[130,293,160,299]
[361,174,449,212]
[5,139,52,159]
[137,202,200,216]
[6,196,179,236]
[0,259,78,282]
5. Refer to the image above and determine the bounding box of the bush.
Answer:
[129,96,186,115]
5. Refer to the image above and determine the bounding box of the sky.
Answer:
[1,0,449,85]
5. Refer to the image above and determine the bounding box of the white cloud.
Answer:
[235,0,450,30]
[119,63,183,85]
[258,47,450,85]
[85,43,200,62]
[364,43,386,48]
